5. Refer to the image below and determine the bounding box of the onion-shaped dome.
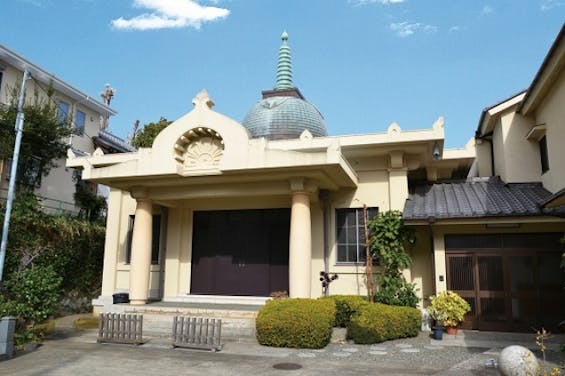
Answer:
[242,31,328,140]
[243,96,326,140]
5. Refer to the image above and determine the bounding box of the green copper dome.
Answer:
[243,96,326,140]
[242,32,328,140]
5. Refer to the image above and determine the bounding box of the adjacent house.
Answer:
[0,44,133,214]
[68,27,564,332]
[404,24,565,331]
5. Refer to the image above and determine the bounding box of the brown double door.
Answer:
[446,234,565,332]
[190,209,290,297]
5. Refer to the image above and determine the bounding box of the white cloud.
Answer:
[481,5,494,14]
[540,0,563,10]
[449,25,461,33]
[111,0,230,31]
[350,0,405,6]
[390,22,437,38]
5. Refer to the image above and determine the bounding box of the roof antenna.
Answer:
[100,84,115,131]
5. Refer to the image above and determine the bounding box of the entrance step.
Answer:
[164,295,270,306]
[106,301,263,343]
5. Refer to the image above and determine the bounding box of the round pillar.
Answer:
[289,191,311,298]
[129,198,153,305]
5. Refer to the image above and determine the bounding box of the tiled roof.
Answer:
[93,130,136,153]
[403,177,565,221]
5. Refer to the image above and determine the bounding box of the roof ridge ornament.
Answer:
[192,90,215,110]
[275,31,293,90]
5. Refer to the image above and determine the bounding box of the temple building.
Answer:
[68,28,565,332]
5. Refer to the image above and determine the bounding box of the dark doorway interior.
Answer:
[446,233,565,332]
[190,208,290,296]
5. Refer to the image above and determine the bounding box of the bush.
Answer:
[0,265,62,345]
[0,265,62,325]
[256,298,335,349]
[374,277,419,308]
[320,295,368,327]
[347,303,420,344]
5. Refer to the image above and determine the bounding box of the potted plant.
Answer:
[426,291,471,336]
[426,301,447,340]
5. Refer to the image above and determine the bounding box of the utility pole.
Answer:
[0,69,30,282]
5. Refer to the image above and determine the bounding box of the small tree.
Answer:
[131,117,172,148]
[0,84,72,189]
[72,173,107,222]
[369,210,419,308]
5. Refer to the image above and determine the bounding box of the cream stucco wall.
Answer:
[497,112,539,183]
[537,72,565,193]
[97,158,423,302]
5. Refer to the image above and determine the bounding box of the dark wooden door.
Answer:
[190,209,290,296]
[446,233,565,332]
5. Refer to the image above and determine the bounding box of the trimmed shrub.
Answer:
[320,295,368,327]
[256,298,335,349]
[347,303,420,344]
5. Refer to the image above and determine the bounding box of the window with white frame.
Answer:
[75,110,86,136]
[57,100,70,124]
[336,207,378,263]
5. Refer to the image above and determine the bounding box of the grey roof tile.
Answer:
[403,177,565,221]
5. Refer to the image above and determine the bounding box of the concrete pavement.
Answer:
[0,315,563,375]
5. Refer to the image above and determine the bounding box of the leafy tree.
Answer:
[131,117,172,148]
[72,173,107,222]
[369,210,419,308]
[0,193,105,345]
[0,84,72,189]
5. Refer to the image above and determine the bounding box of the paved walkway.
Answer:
[0,315,563,375]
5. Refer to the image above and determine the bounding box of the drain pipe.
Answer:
[319,190,331,294]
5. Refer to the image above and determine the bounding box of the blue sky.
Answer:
[0,1,563,148]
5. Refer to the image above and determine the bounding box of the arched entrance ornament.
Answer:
[174,127,224,170]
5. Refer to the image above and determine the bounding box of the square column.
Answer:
[289,190,312,298]
[129,198,153,305]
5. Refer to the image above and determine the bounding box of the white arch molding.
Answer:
[173,127,224,170]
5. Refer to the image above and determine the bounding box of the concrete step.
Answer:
[104,303,260,342]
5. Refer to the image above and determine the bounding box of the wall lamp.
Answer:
[432,142,441,160]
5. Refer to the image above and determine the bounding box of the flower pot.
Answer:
[431,326,443,340]
[445,326,458,335]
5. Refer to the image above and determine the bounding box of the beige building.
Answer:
[404,24,565,331]
[0,44,132,214]
[69,28,565,332]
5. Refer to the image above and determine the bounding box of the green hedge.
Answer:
[256,298,335,349]
[319,295,368,327]
[347,303,420,344]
